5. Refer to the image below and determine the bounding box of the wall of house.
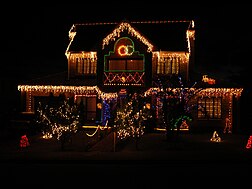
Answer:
[68,54,76,78]
[97,35,153,91]
[22,91,74,112]
[151,53,190,84]
[180,61,188,82]
[189,94,233,133]
[67,53,97,79]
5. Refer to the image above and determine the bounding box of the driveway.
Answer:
[1,130,251,187]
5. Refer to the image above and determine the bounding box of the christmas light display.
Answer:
[102,99,112,126]
[118,45,134,56]
[102,22,154,52]
[19,134,30,148]
[144,87,243,97]
[18,18,244,140]
[223,117,232,134]
[85,121,110,137]
[202,75,215,85]
[18,85,118,112]
[210,131,221,142]
[144,86,242,132]
[35,98,79,146]
[246,135,252,149]
[172,115,191,130]
[97,103,102,109]
[18,85,118,100]
[18,82,243,133]
[103,72,145,85]
[153,51,190,64]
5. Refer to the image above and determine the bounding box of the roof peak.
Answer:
[74,20,193,26]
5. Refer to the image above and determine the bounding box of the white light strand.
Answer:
[102,22,153,52]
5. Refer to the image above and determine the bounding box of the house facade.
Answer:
[18,20,243,133]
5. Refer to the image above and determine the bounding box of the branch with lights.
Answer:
[35,99,80,146]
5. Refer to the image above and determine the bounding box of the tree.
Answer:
[114,92,152,150]
[35,95,80,150]
[153,74,204,141]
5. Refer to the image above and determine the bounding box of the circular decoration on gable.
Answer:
[118,45,134,56]
[115,37,135,56]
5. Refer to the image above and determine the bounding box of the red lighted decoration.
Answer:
[20,134,30,148]
[118,45,133,56]
[202,75,215,85]
[246,135,252,149]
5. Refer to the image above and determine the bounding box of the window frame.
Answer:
[197,97,222,119]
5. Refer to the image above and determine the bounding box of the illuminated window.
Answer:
[76,58,83,73]
[108,59,144,71]
[104,37,145,72]
[157,57,180,75]
[197,97,222,119]
[76,57,97,74]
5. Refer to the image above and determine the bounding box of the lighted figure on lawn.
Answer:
[223,117,232,134]
[179,119,190,130]
[210,130,221,142]
[20,134,30,148]
[246,135,252,149]
[202,75,216,85]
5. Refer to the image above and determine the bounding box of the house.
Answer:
[17,19,243,133]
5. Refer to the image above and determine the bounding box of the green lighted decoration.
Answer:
[103,37,145,86]
[118,45,134,56]
[104,37,145,72]
[115,37,134,56]
[172,115,191,130]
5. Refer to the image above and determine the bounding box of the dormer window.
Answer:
[103,37,145,86]
[104,37,145,72]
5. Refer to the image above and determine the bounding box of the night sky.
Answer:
[1,4,252,117]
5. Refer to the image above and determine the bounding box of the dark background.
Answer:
[1,3,251,131]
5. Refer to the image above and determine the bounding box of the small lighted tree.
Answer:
[114,92,152,150]
[35,95,80,150]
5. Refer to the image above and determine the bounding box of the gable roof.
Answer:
[66,20,193,53]
[101,21,154,52]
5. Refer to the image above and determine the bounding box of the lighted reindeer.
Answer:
[202,75,215,85]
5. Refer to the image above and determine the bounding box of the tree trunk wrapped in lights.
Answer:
[152,74,203,141]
